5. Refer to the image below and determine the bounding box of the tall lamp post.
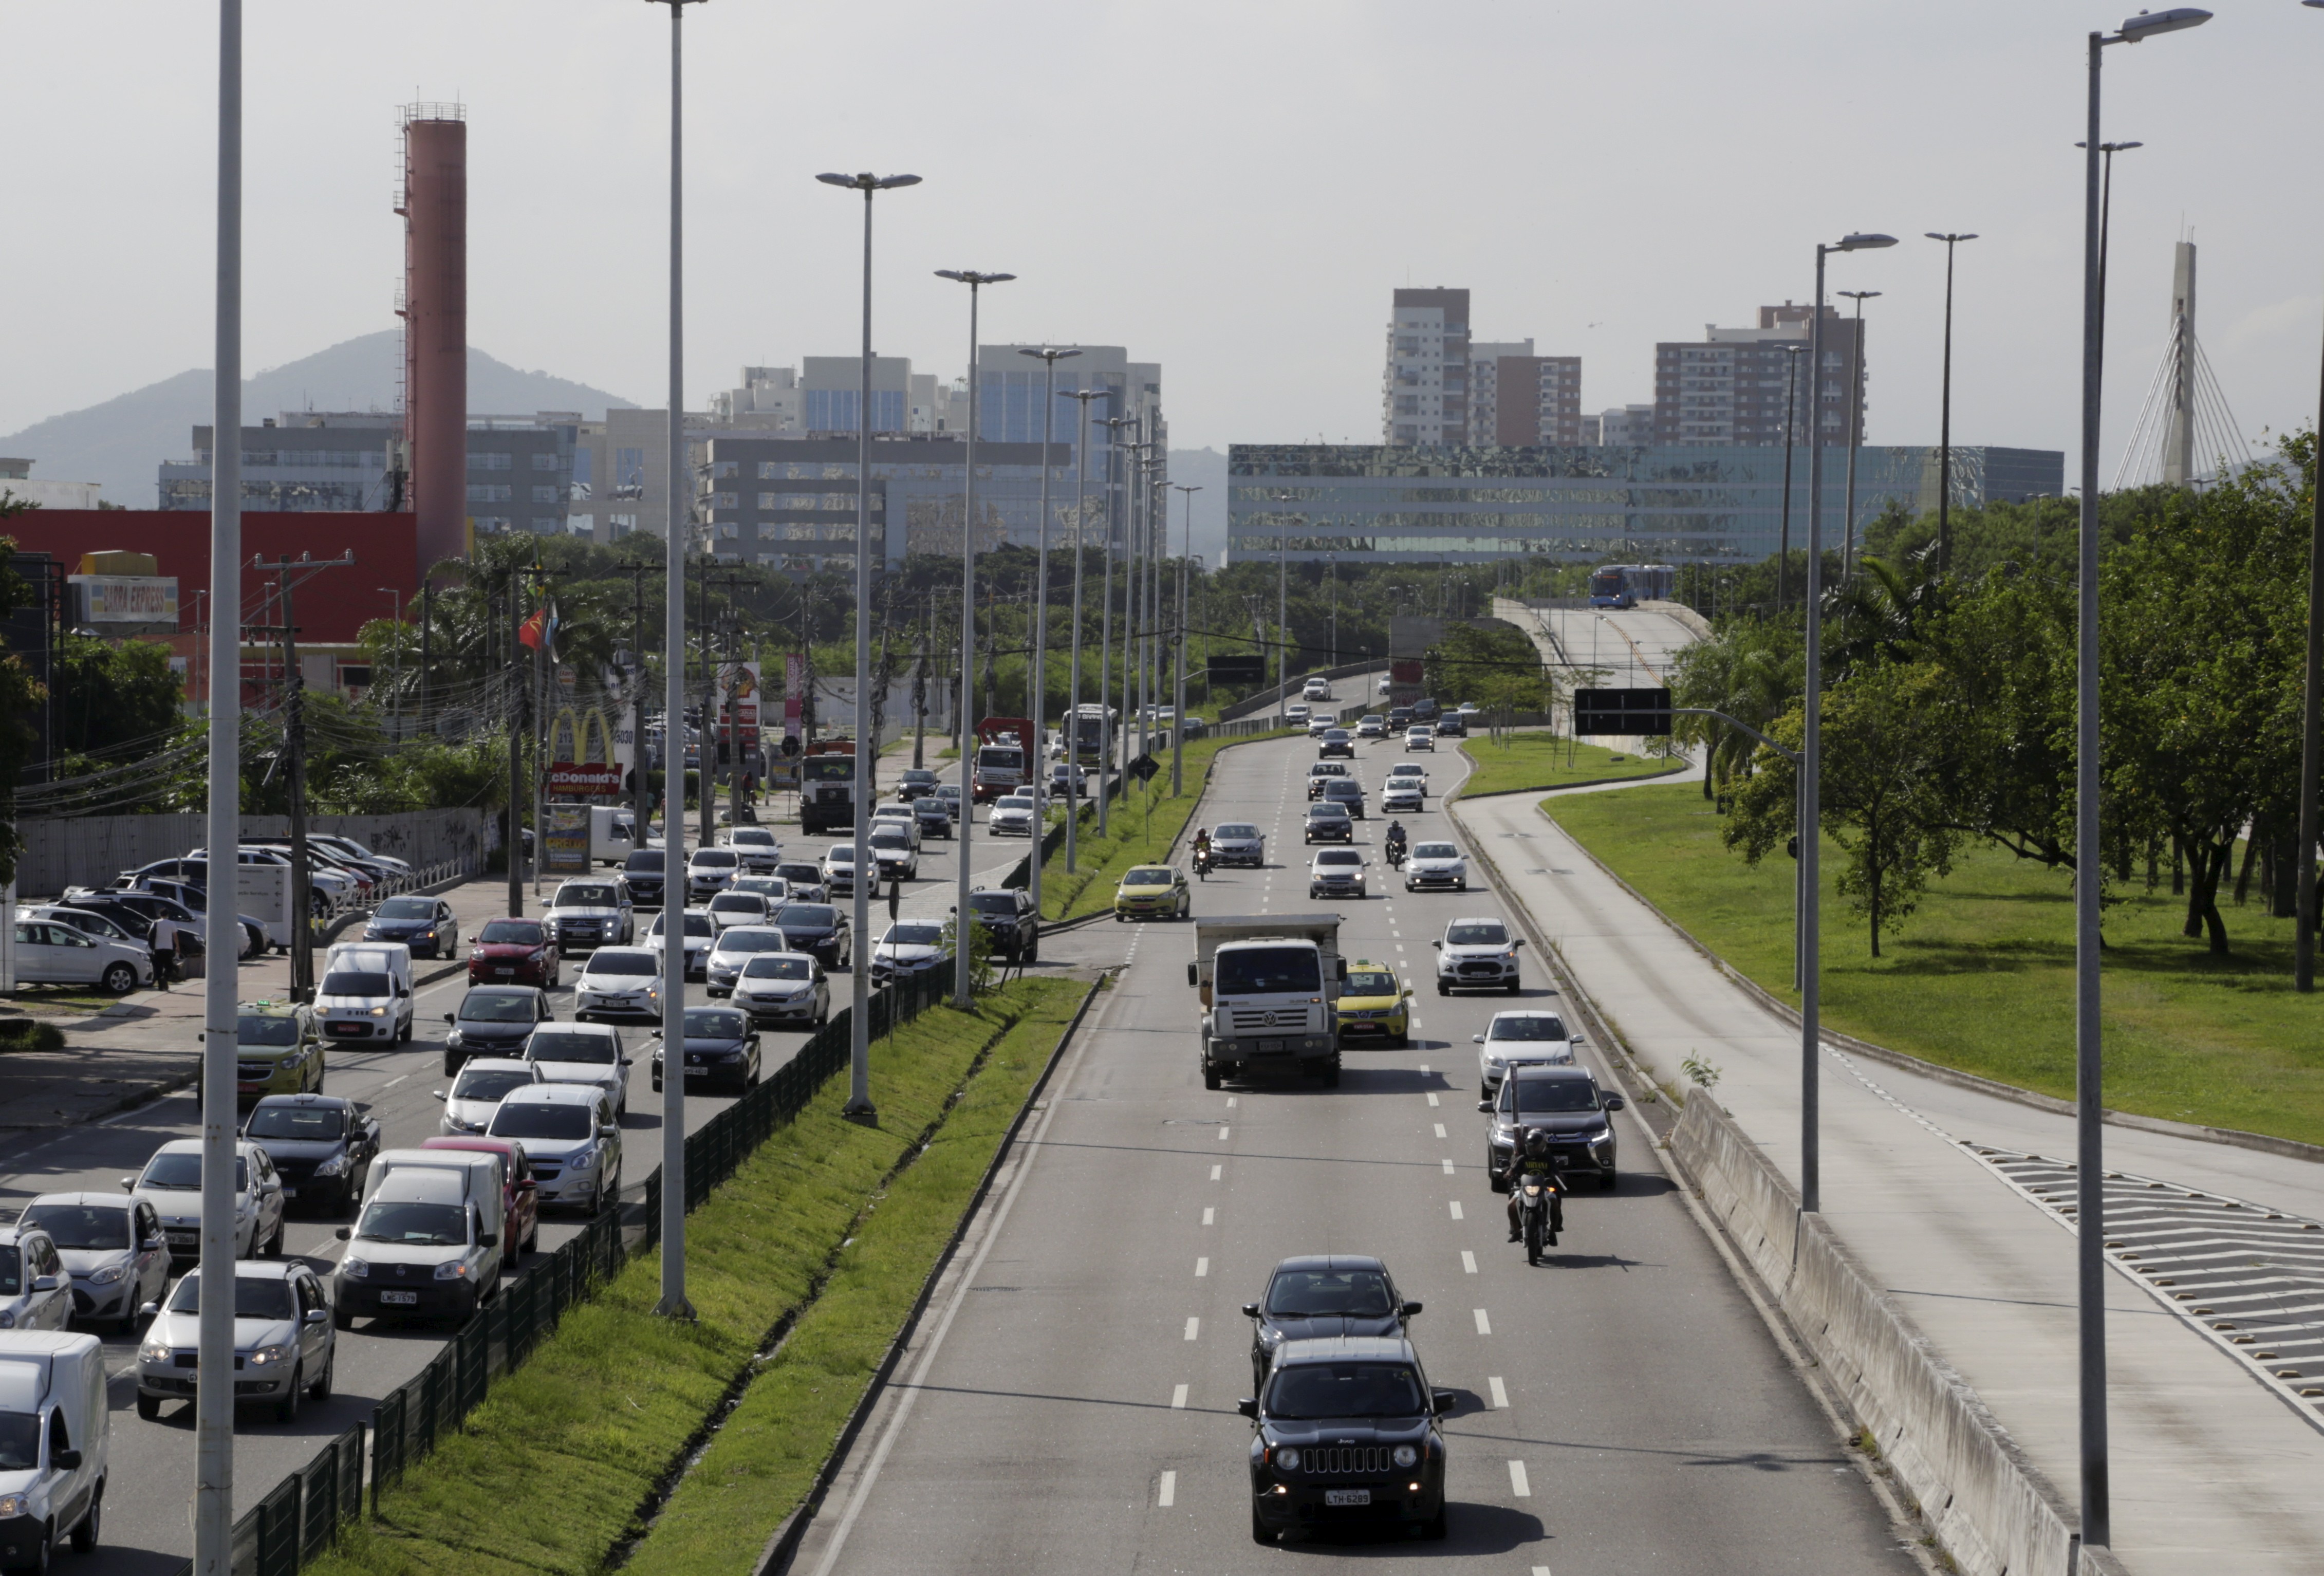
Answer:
[820,170,923,1112]
[1095,416,1134,833]
[1018,348,1081,910]
[1172,485,1201,793]
[1834,292,1879,582]
[2304,2,2324,992]
[2075,10,2209,1553]
[647,0,709,1319]
[1777,342,1809,615]
[1062,388,1106,870]
[937,268,1015,1008]
[1924,234,1978,574]
[1802,230,1897,1221]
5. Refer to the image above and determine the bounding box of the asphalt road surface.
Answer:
[789,731,1922,1575]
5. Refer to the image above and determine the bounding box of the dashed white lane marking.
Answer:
[1202,1207,1214,1226]
[1172,1384,1188,1409]
[1195,1257,1210,1277]
[1508,1460,1532,1497]
[1533,1567,1552,1576]
[1184,1317,1200,1341]
[1224,1097,1237,1108]
[381,1073,408,1090]
[1217,1126,1230,1141]
[1396,944,1406,953]
[1426,1093,1439,1107]
[1490,1377,1510,1410]
[1461,1250,1477,1274]
[1419,1063,1429,1072]
[1440,1158,1455,1175]
[1433,1123,1446,1139]
[1158,1470,1177,1507]
[1210,1165,1221,1181]
[1474,1308,1492,1335]
[1448,1201,1463,1220]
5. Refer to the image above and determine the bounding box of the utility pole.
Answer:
[1096,415,1134,834]
[610,563,656,843]
[249,552,353,1000]
[518,560,571,904]
[418,582,433,737]
[1063,388,1105,872]
[1172,484,1200,795]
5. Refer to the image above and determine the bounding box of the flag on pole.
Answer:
[518,601,562,659]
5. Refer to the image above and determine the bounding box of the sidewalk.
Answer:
[1451,774,2324,1576]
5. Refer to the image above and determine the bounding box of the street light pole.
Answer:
[1063,389,1105,871]
[2076,9,2209,1551]
[1834,292,1879,583]
[1924,234,1979,576]
[936,267,1015,1008]
[1096,416,1132,835]
[1172,485,1201,794]
[1018,346,1080,913]
[2296,3,2324,992]
[379,587,402,740]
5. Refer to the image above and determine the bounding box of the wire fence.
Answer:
[176,965,952,1576]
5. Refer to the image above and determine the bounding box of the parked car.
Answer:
[487,1086,621,1215]
[1112,865,1191,922]
[1473,1009,1581,1100]
[11,916,151,996]
[648,1005,761,1095]
[869,922,951,985]
[123,1138,285,1263]
[363,895,460,957]
[231,1002,325,1106]
[127,879,268,959]
[523,1022,633,1121]
[705,924,792,997]
[0,1223,73,1333]
[1307,848,1368,900]
[468,917,559,989]
[572,948,661,1024]
[729,952,830,1027]
[546,878,634,951]
[962,888,1038,963]
[1432,916,1522,994]
[1334,960,1412,1048]
[241,1093,381,1215]
[769,903,851,972]
[136,1260,334,1421]
[1303,803,1354,844]
[642,908,716,981]
[441,985,554,1076]
[16,1193,169,1332]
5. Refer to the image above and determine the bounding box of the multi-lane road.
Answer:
[788,730,1924,1574]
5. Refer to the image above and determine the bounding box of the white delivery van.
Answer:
[361,1148,508,1257]
[315,941,417,1045]
[333,1167,503,1324]
[0,1331,108,1566]
[591,807,636,867]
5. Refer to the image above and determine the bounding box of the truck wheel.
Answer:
[1203,1063,1221,1091]
[1323,1057,1341,1088]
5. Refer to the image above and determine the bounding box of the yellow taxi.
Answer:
[1334,959,1412,1048]
[1113,863,1191,922]
[234,1000,326,1106]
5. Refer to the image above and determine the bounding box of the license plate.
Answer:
[280,1187,298,1197]
[168,1231,197,1245]
[495,967,513,976]
[1325,1489,1371,1507]
[380,1290,418,1305]
[1258,1039,1286,1052]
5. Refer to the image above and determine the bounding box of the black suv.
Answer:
[1242,1255,1420,1395]
[963,888,1038,964]
[1320,778,1366,820]
[623,847,670,908]
[771,903,852,972]
[1480,1064,1626,1190]
[1304,803,1354,844]
[1241,1335,1452,1544]
[241,1093,382,1214]
[442,986,554,1076]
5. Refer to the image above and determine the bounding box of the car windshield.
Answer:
[1447,922,1507,945]
[780,906,836,930]
[714,929,786,954]
[0,1411,41,1472]
[453,1066,535,1101]
[165,1273,295,1320]
[1315,851,1360,867]
[246,1105,346,1140]
[776,864,821,883]
[354,1202,468,1247]
[827,846,856,864]
[743,956,812,980]
[1266,1362,1425,1421]
[1215,947,1323,995]
[528,1031,618,1065]
[321,971,390,997]
[237,1014,302,1047]
[883,924,943,947]
[684,1010,746,1039]
[709,894,763,912]
[18,1203,129,1251]
[1267,1268,1395,1317]
[1490,1016,1568,1042]
[625,852,664,873]
[459,992,538,1023]
[377,897,435,919]
[870,829,909,847]
[490,1103,594,1141]
[969,895,1017,915]
[1345,970,1397,995]
[902,770,936,785]
[693,850,738,867]
[731,829,774,846]
[479,921,546,946]
[997,796,1032,811]
[1512,1079,1602,1114]
[1414,843,1457,860]
[585,951,657,978]
[1308,805,1348,820]
[141,1154,246,1192]
[1124,867,1174,885]
[1325,781,1361,795]
[1216,824,1258,841]
[556,885,616,907]
[649,914,715,938]
[0,1247,16,1294]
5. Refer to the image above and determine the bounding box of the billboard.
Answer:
[719,660,763,751]
[547,762,625,795]
[67,575,179,636]
[543,804,593,874]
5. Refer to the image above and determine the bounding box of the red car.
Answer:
[419,1135,541,1254]
[469,916,561,989]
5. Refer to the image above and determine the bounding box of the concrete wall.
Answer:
[18,810,487,898]
[1668,1095,2088,1576]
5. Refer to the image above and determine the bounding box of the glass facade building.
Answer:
[1227,443,2063,565]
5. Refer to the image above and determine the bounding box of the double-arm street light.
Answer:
[1172,484,1202,794]
[821,169,923,1113]
[937,268,1015,1008]
[1062,388,1107,868]
[2076,8,2210,1553]
[1018,347,1081,913]
[1924,234,1978,574]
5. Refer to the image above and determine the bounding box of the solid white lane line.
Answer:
[1426,1093,1439,1107]
[1158,1470,1177,1508]
[1434,1123,1446,1139]
[1474,1308,1492,1334]
[1440,1158,1455,1174]
[1448,1201,1463,1220]
[380,1073,408,1090]
[1172,1384,1188,1410]
[1195,1257,1210,1277]
[1508,1460,1531,1497]
[1210,1165,1221,1181]
[1490,1376,1510,1410]
[1184,1317,1200,1341]
[1461,1250,1477,1274]
[1202,1207,1214,1226]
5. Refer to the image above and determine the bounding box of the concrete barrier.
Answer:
[1668,1094,2090,1576]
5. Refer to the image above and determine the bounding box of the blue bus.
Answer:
[1589,564,1676,608]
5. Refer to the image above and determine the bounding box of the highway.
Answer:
[789,730,1924,1574]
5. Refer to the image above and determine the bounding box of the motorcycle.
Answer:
[1385,836,1408,870]
[1193,845,1214,881]
[1516,1175,1559,1264]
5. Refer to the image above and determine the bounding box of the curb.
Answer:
[756,974,1107,1575]
[1531,800,2324,1169]
[1447,761,1688,805]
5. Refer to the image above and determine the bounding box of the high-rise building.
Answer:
[1382,288,1471,444]
[1467,340,1585,447]
[1653,304,1865,447]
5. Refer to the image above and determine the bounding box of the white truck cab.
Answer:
[1187,914,1347,1089]
[0,1331,107,1568]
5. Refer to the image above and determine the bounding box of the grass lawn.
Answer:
[1542,784,2324,1146]
[1455,731,1684,799]
[310,977,1081,1576]
[1035,731,1297,922]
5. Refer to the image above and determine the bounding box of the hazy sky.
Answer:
[8,1,2324,474]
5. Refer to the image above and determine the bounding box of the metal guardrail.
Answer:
[175,966,952,1576]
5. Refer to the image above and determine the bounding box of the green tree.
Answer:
[51,634,184,766]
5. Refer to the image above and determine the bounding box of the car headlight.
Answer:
[1485,1053,1505,1067]
[139,1339,172,1361]
[89,1263,127,1285]
[245,1343,290,1366]
[369,1005,387,1016]
[315,1153,348,1177]
[569,1149,596,1170]
[343,1259,369,1278]
[0,1312,15,1329]
[1275,1447,1301,1471]
[1393,1444,1418,1468]
[0,1493,30,1519]
[446,1030,464,1047]
[434,1261,471,1281]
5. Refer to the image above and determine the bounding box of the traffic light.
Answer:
[781,734,801,758]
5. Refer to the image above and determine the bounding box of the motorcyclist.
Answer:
[1384,820,1409,864]
[1502,1128,1564,1246]
[1192,826,1212,858]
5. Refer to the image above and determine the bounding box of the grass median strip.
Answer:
[1037,730,1296,921]
[1543,783,2324,1146]
[1454,731,1681,799]
[309,977,1080,1576]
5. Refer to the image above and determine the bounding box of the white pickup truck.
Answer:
[1186,913,1347,1088]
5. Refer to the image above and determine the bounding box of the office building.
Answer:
[1228,442,2060,567]
[0,459,102,510]
[1382,288,1472,444]
[1653,303,1865,447]
[1588,405,1657,446]
[1467,340,1585,447]
[160,414,403,513]
[710,366,802,433]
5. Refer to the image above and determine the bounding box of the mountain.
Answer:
[0,332,639,507]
